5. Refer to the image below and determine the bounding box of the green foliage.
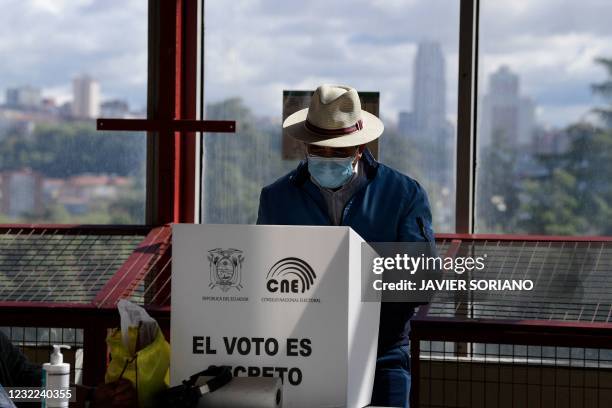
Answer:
[4,55,612,233]
[477,133,522,233]
[592,57,612,127]
[108,190,146,224]
[509,125,612,236]
[0,121,145,178]
[203,98,297,224]
[519,168,590,235]
[380,125,456,231]
[0,120,146,224]
[202,97,434,226]
[379,126,420,181]
[478,56,612,235]
[515,58,612,235]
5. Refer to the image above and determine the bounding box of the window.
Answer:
[475,0,612,235]
[0,1,147,224]
[201,0,460,232]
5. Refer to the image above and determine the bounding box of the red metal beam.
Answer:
[435,233,612,242]
[410,316,612,349]
[0,304,170,330]
[174,0,185,225]
[4,228,609,241]
[151,0,180,225]
[0,224,152,235]
[412,315,612,331]
[0,301,99,309]
[93,225,172,308]
[176,0,197,224]
[146,0,215,224]
[97,118,235,132]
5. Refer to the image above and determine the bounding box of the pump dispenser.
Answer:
[50,345,68,364]
[42,345,71,408]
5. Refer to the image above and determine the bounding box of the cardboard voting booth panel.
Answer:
[171,224,380,408]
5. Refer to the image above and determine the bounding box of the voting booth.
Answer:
[171,224,381,408]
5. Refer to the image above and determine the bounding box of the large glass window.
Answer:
[0,1,147,224]
[202,0,460,232]
[476,0,612,235]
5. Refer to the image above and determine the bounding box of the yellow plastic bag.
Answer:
[105,326,170,408]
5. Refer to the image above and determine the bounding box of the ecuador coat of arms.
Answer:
[207,248,244,292]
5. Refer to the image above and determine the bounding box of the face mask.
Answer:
[307,154,356,189]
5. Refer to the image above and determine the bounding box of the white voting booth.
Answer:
[171,224,380,408]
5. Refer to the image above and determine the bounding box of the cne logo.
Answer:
[208,248,244,292]
[266,257,316,294]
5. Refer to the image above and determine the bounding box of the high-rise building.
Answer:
[397,41,454,188]
[412,41,446,133]
[0,169,43,218]
[5,86,42,109]
[394,41,455,231]
[480,66,535,148]
[72,74,100,119]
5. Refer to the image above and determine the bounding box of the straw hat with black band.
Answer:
[283,84,384,147]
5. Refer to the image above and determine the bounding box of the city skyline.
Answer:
[1,75,144,120]
[1,1,611,128]
[0,0,147,111]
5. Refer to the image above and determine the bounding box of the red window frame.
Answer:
[97,0,235,225]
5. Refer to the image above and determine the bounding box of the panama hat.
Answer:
[283,84,384,147]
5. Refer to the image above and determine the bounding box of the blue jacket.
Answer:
[257,148,435,350]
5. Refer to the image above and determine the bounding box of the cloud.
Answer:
[0,0,147,108]
[1,0,611,127]
[29,0,95,16]
[203,0,612,128]
[204,0,460,121]
[538,103,596,128]
[478,26,612,126]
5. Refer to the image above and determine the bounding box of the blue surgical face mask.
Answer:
[307,154,356,189]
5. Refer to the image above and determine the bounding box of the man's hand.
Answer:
[90,379,138,408]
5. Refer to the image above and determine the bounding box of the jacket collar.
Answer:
[289,147,379,187]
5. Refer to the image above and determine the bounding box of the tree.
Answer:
[203,98,297,224]
[476,129,522,232]
[0,120,147,223]
[592,57,612,127]
[0,121,145,178]
[519,168,589,235]
[518,56,612,235]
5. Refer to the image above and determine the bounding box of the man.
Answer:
[0,331,40,408]
[0,332,41,389]
[257,84,435,407]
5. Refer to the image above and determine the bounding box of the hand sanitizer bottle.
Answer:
[42,345,70,408]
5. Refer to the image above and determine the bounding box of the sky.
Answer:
[1,0,612,127]
[0,0,147,110]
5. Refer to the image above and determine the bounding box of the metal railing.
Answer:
[2,226,611,407]
[411,234,612,408]
[0,224,172,384]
